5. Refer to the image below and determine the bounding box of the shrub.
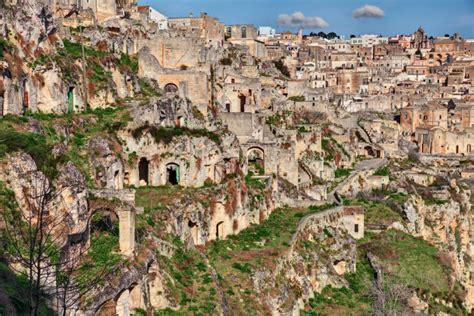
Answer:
[288,95,305,102]
[0,129,65,179]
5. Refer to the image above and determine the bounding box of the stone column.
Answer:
[118,209,135,256]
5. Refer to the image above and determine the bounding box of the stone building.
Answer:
[400,103,448,133]
[415,127,473,155]
[225,25,267,59]
[168,13,225,48]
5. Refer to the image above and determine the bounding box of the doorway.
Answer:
[67,87,75,114]
[216,221,224,240]
[138,158,149,185]
[166,163,180,185]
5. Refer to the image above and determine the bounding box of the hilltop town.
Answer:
[0,0,473,315]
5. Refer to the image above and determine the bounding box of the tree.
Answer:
[317,31,327,38]
[273,59,291,78]
[0,174,109,315]
[350,34,356,38]
[327,32,339,39]
[1,176,64,315]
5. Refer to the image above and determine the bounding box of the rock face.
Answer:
[252,206,364,314]
[89,136,124,189]
[403,189,474,311]
[0,153,90,247]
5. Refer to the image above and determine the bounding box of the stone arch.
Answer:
[164,83,178,94]
[89,201,136,256]
[247,146,265,175]
[138,157,149,186]
[166,163,180,185]
[88,207,119,237]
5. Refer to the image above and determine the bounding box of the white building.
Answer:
[350,34,388,47]
[258,26,276,39]
[137,6,168,30]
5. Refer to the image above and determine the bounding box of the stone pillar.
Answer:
[118,210,135,256]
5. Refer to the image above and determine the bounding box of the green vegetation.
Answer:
[131,125,221,146]
[207,204,333,313]
[373,166,390,177]
[265,110,291,127]
[363,230,450,293]
[245,171,266,190]
[303,256,374,315]
[344,198,404,227]
[0,38,11,59]
[288,95,306,102]
[335,168,352,179]
[0,262,53,315]
[158,241,219,314]
[62,39,109,59]
[304,230,461,315]
[0,129,66,180]
[118,53,139,73]
[138,79,161,97]
[424,196,449,206]
[76,216,122,288]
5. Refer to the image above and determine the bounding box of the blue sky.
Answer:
[139,0,474,38]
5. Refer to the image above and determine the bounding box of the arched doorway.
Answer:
[138,158,149,185]
[166,163,180,185]
[164,83,178,94]
[114,170,121,190]
[216,221,224,240]
[247,147,265,175]
[188,220,199,245]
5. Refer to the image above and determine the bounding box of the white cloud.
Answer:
[352,5,385,19]
[277,11,329,28]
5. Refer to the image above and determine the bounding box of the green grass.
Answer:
[345,198,404,226]
[303,256,374,315]
[139,79,161,97]
[304,230,458,315]
[155,240,219,315]
[335,168,352,178]
[206,204,334,313]
[363,230,450,293]
[62,39,109,59]
[373,166,390,177]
